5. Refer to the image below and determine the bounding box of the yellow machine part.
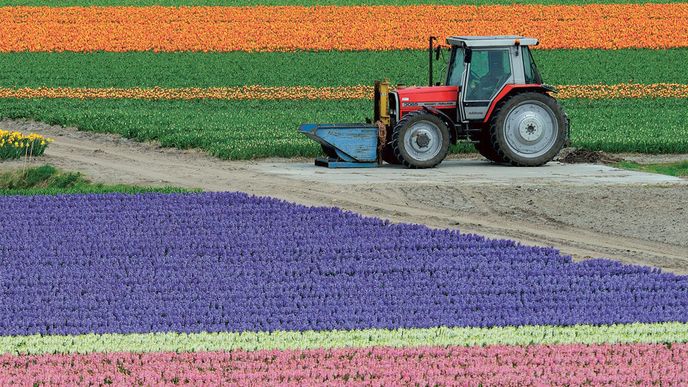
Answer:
[373,80,392,164]
[375,80,391,127]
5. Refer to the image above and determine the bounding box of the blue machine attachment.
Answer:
[298,123,380,168]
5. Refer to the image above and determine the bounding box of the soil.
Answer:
[2,118,687,274]
[558,148,624,164]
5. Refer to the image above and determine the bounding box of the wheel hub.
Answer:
[518,116,544,142]
[403,121,442,162]
[415,132,431,148]
[409,128,435,153]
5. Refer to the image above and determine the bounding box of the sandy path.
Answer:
[3,119,687,273]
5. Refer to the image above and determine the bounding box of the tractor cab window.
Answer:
[465,49,512,101]
[522,46,543,84]
[445,47,465,86]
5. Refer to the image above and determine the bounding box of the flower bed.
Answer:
[1,191,687,336]
[2,5,688,52]
[2,344,687,385]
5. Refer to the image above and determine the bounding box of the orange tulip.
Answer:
[557,84,688,99]
[0,86,372,100]
[0,5,687,52]
[0,84,686,101]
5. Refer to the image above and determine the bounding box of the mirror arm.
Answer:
[428,36,438,87]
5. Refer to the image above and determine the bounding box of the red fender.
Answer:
[482,84,552,123]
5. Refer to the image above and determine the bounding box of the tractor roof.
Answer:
[446,36,539,48]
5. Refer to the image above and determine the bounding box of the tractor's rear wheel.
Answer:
[489,92,567,166]
[392,111,449,169]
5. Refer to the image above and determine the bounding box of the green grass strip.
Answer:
[0,165,193,195]
[615,160,688,177]
[0,186,192,195]
[2,322,688,355]
[0,0,684,5]
[2,49,688,88]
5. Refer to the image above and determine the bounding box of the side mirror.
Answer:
[464,48,472,63]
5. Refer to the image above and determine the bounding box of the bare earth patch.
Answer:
[558,148,624,164]
[2,118,687,274]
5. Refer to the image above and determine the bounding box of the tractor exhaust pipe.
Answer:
[428,36,437,87]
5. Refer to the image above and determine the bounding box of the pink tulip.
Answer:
[0,344,686,385]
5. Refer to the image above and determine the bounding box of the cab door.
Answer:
[445,46,467,124]
[460,48,514,121]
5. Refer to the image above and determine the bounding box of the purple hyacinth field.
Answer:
[1,192,687,337]
[2,191,688,384]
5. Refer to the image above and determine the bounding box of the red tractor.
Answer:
[300,35,569,169]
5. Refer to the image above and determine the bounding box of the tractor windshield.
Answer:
[522,46,543,84]
[445,47,465,86]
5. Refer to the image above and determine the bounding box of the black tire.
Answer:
[381,145,401,165]
[489,92,567,167]
[391,111,450,169]
[321,144,338,159]
[471,129,506,163]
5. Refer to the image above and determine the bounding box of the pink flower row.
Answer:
[3,343,687,386]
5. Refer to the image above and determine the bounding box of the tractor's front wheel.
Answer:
[392,111,450,169]
[489,92,567,166]
[381,128,401,165]
[381,145,401,165]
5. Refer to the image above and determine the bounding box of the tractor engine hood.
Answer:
[395,85,458,110]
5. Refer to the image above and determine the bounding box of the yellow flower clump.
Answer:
[0,129,53,160]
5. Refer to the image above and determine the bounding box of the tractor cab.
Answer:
[299,35,569,169]
[444,36,543,122]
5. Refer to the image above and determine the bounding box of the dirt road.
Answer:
[3,119,687,273]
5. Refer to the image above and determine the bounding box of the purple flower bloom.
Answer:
[0,192,687,336]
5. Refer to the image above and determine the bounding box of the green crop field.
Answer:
[2,50,688,88]
[1,98,685,159]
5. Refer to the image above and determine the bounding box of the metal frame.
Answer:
[446,36,539,48]
[389,91,400,124]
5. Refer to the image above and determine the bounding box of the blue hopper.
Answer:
[298,123,380,168]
